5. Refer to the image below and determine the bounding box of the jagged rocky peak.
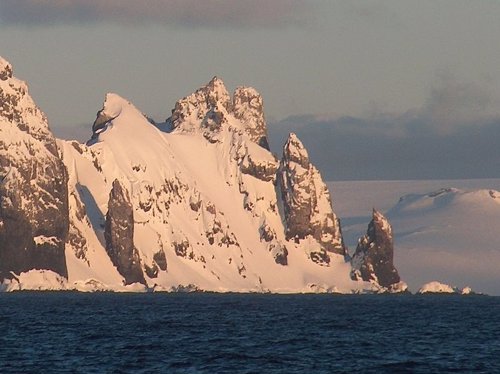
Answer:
[169,76,231,131]
[204,76,232,109]
[351,209,402,289]
[0,56,69,279]
[0,56,55,146]
[168,77,270,148]
[278,132,345,263]
[105,179,145,285]
[282,132,310,168]
[0,57,13,81]
[232,86,269,149]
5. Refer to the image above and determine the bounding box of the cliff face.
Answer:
[351,209,401,289]
[0,57,68,279]
[278,133,345,265]
[104,179,145,285]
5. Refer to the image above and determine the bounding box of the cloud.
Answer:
[421,71,493,134]
[345,2,403,29]
[0,0,311,28]
[268,76,500,180]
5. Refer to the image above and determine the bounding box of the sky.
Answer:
[2,0,500,180]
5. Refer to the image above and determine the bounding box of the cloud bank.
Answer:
[268,76,500,180]
[0,0,310,28]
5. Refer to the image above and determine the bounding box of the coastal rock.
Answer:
[351,209,401,288]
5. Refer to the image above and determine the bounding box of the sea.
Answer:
[1,293,499,373]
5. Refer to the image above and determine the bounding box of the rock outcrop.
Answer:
[104,179,145,285]
[0,57,68,279]
[278,133,345,264]
[351,209,401,288]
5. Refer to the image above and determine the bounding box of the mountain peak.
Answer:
[92,93,137,135]
[283,132,310,168]
[167,77,272,148]
[0,56,69,281]
[0,56,13,81]
[202,76,231,109]
[0,56,55,147]
[207,75,225,88]
[279,132,345,261]
[372,208,391,236]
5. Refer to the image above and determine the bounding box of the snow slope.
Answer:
[330,180,500,295]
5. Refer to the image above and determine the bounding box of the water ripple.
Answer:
[0,293,499,373]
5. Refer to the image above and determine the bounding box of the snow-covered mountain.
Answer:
[387,188,500,295]
[332,180,500,295]
[0,57,404,293]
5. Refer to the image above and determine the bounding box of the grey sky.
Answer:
[1,1,500,180]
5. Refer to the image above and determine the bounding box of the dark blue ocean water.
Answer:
[0,293,499,373]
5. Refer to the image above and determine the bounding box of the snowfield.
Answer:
[330,179,500,295]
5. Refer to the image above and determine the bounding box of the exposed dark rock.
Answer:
[221,231,237,247]
[278,133,345,257]
[144,263,159,278]
[104,179,145,285]
[153,250,167,271]
[0,57,69,279]
[351,209,401,288]
[0,59,13,81]
[67,190,89,264]
[309,249,331,266]
[189,194,202,212]
[144,245,167,279]
[269,242,288,266]
[170,283,200,292]
[259,222,276,242]
[239,152,278,182]
[91,93,123,136]
[173,240,191,258]
[67,225,88,262]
